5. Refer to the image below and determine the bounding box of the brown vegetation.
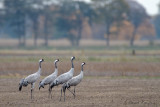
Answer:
[1,61,160,78]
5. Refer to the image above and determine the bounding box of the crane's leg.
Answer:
[59,88,62,101]
[63,86,67,102]
[48,86,50,98]
[64,89,65,102]
[48,86,52,99]
[31,83,33,99]
[48,87,50,98]
[50,88,53,99]
[67,88,75,96]
[74,86,76,99]
[31,83,35,99]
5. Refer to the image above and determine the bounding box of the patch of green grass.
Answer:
[87,56,160,62]
[0,55,160,63]
[1,44,160,51]
[1,75,160,79]
[84,76,160,80]
[109,76,160,80]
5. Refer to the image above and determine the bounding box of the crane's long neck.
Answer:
[81,65,84,71]
[80,66,84,78]
[55,62,57,69]
[39,61,42,69]
[71,60,74,68]
[54,68,58,76]
[38,62,42,74]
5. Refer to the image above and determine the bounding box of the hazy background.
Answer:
[0,0,160,76]
[0,0,159,48]
[1,0,160,106]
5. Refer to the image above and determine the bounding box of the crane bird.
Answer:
[39,59,59,98]
[49,56,75,100]
[60,62,85,101]
[19,59,44,99]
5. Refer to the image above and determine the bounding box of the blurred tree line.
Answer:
[154,3,160,39]
[0,0,157,47]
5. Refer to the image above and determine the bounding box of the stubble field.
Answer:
[0,77,160,107]
[0,47,160,107]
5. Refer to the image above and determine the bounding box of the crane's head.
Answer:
[39,59,44,62]
[81,62,86,66]
[54,59,59,63]
[71,56,75,61]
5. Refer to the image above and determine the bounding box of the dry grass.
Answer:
[0,58,160,77]
[0,38,160,47]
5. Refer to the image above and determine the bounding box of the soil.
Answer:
[0,77,160,107]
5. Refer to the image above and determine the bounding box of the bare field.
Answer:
[0,59,160,107]
[0,77,160,107]
[0,48,160,106]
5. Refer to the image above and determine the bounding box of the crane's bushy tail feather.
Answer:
[50,82,56,89]
[50,84,54,89]
[19,78,28,91]
[62,83,71,92]
[39,81,44,90]
[19,78,24,91]
[19,84,23,91]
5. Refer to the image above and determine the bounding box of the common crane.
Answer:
[49,56,75,100]
[39,59,59,98]
[19,59,44,99]
[60,62,85,101]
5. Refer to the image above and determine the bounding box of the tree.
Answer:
[92,0,129,46]
[4,0,30,46]
[27,0,43,46]
[154,15,160,39]
[0,8,5,32]
[55,0,77,45]
[39,0,58,47]
[126,0,148,46]
[56,0,95,46]
[73,1,95,46]
[43,5,53,47]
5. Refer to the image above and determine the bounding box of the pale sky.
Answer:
[0,0,159,16]
[137,0,159,16]
[85,0,160,16]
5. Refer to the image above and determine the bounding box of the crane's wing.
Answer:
[25,73,40,84]
[42,74,57,85]
[67,73,83,86]
[56,72,72,84]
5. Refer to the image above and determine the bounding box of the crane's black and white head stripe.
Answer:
[54,59,59,63]
[39,59,44,62]
[81,62,85,66]
[71,56,75,60]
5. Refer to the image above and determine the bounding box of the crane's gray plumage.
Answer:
[39,59,59,98]
[19,59,44,99]
[50,56,75,89]
[39,59,59,90]
[61,62,85,101]
[49,56,75,100]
